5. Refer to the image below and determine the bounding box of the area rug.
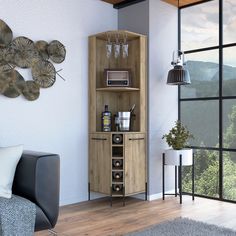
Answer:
[125,218,236,236]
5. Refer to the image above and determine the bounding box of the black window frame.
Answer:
[179,0,236,204]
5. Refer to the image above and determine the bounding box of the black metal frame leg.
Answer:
[162,153,165,200]
[175,166,178,197]
[179,155,182,204]
[88,183,90,201]
[145,182,148,201]
[110,186,113,207]
[192,152,195,201]
[123,186,126,206]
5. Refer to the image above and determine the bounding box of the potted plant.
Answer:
[162,120,194,165]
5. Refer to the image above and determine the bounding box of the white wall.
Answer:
[0,0,117,205]
[149,0,178,197]
[118,0,178,198]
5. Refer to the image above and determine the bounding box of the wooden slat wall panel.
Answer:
[162,0,207,7]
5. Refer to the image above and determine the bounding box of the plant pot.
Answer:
[164,148,193,166]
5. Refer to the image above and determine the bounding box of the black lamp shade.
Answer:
[167,65,191,85]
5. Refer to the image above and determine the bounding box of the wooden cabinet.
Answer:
[89,133,111,195]
[125,133,146,195]
[88,30,147,201]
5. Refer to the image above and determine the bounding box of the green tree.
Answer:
[223,153,236,200]
[183,105,236,201]
[224,106,236,149]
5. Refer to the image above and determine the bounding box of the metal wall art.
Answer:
[0,19,66,101]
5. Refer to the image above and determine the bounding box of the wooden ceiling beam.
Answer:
[102,0,125,4]
[161,0,210,7]
[102,0,210,8]
[101,0,146,9]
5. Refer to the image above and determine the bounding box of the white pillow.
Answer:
[0,145,23,198]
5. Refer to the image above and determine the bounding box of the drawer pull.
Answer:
[91,138,107,141]
[129,138,145,141]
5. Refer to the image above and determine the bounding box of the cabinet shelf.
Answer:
[111,194,124,197]
[96,87,140,92]
[112,168,124,171]
[112,144,123,147]
[112,181,124,184]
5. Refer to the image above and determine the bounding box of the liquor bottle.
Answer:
[102,105,111,132]
[112,159,123,168]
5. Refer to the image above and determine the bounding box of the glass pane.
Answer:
[223,100,236,149]
[181,101,219,147]
[223,152,236,201]
[223,0,236,44]
[223,47,236,96]
[181,0,219,51]
[183,149,219,198]
[181,50,219,98]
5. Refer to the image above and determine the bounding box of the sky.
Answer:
[181,0,236,67]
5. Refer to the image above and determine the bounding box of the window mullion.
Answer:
[219,0,223,200]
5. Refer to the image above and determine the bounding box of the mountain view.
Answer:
[181,60,236,98]
[181,60,236,201]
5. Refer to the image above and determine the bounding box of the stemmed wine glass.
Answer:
[114,33,121,59]
[106,32,128,59]
[106,32,112,58]
[122,33,128,58]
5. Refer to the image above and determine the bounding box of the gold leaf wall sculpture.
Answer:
[0,19,66,101]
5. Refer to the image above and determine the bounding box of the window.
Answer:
[183,150,219,198]
[180,0,236,202]
[223,0,236,45]
[181,0,219,51]
[181,50,219,98]
[223,47,236,96]
[181,100,219,147]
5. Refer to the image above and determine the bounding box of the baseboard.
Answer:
[60,197,84,206]
[148,189,176,201]
[60,190,177,205]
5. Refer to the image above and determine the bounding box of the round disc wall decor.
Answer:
[0,19,66,101]
[11,36,39,68]
[35,40,49,60]
[47,40,66,63]
[22,81,40,101]
[0,20,13,47]
[0,69,25,98]
[32,60,56,88]
[0,47,4,62]
[0,46,16,65]
[0,64,12,73]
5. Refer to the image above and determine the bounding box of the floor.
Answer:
[35,196,236,236]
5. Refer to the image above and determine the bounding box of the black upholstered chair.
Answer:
[12,151,60,233]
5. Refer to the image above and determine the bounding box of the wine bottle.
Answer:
[112,134,123,144]
[112,159,123,168]
[112,172,123,180]
[113,184,123,192]
[102,105,111,132]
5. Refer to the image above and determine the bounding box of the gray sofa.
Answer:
[12,151,60,232]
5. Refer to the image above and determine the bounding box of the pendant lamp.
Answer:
[167,0,191,86]
[167,50,191,85]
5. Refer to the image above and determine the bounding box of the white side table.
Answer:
[162,149,194,204]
